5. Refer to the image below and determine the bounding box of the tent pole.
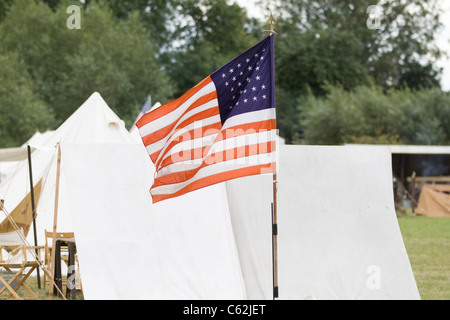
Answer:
[49,143,62,297]
[27,145,41,289]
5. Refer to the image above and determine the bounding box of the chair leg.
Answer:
[1,266,38,300]
[7,267,37,299]
[0,269,22,300]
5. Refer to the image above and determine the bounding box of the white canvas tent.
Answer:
[1,92,420,300]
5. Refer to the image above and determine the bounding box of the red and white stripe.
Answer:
[136,76,276,203]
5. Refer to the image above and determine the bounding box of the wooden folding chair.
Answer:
[0,245,44,299]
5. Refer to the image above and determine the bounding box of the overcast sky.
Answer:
[238,0,450,91]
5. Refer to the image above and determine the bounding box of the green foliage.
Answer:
[276,27,371,97]
[0,0,447,146]
[298,84,450,145]
[0,0,14,21]
[54,2,174,125]
[268,0,443,91]
[0,52,55,147]
[0,0,174,128]
[274,87,303,144]
[69,0,262,97]
[160,0,260,96]
[84,0,181,53]
[390,88,450,145]
[263,0,445,142]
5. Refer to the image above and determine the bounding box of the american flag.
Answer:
[137,35,277,203]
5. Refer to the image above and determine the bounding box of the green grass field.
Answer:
[397,215,450,300]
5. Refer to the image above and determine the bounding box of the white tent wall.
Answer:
[0,161,18,183]
[60,143,162,299]
[225,174,273,299]
[61,143,246,299]
[151,184,245,299]
[278,145,419,299]
[225,144,420,300]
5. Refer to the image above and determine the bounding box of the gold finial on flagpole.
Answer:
[264,11,277,35]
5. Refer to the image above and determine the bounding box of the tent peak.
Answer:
[90,91,102,98]
[85,92,106,105]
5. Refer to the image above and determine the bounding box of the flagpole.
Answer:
[271,173,278,299]
[264,11,278,300]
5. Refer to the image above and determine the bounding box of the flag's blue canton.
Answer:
[211,36,274,125]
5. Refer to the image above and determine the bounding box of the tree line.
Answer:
[0,0,448,147]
